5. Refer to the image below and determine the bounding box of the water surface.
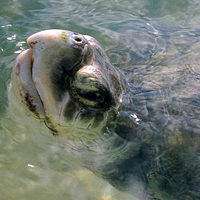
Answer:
[1,0,200,199]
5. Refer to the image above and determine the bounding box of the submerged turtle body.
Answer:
[11,29,200,200]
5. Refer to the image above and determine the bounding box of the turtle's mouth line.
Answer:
[30,53,34,77]
[28,49,47,119]
[28,49,46,119]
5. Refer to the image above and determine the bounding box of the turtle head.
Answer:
[12,29,129,153]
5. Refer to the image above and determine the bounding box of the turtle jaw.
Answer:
[12,48,46,119]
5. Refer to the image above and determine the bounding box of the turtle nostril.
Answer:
[74,35,83,43]
[73,33,86,48]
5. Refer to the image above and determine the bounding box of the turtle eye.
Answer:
[78,89,104,103]
[71,85,113,110]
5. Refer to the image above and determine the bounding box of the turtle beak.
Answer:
[12,48,46,119]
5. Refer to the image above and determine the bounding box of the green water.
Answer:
[1,0,200,199]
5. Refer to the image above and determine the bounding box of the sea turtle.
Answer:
[11,29,200,200]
